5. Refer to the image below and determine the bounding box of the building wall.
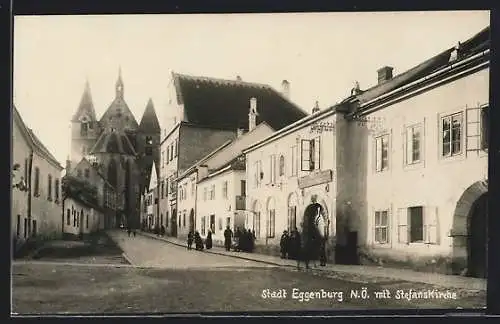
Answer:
[160,126,180,235]
[245,112,337,253]
[177,171,197,239]
[62,198,102,237]
[196,169,244,243]
[12,119,32,244]
[30,152,64,240]
[355,67,489,268]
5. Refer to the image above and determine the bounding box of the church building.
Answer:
[67,69,161,228]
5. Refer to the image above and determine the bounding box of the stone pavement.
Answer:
[137,230,486,292]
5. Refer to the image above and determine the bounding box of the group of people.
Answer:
[280,226,327,269]
[187,230,213,251]
[224,226,255,252]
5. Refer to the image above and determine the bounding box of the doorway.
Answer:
[171,208,177,237]
[467,193,488,278]
[189,209,195,233]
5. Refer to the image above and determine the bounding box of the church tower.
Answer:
[70,79,99,167]
[137,98,161,197]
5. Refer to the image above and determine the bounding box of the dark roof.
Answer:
[75,157,114,188]
[139,98,161,132]
[72,80,97,122]
[90,130,137,155]
[172,72,308,130]
[353,26,490,106]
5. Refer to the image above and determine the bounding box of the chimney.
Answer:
[248,97,257,132]
[237,128,245,137]
[377,66,394,84]
[236,75,242,81]
[312,101,320,114]
[281,80,290,99]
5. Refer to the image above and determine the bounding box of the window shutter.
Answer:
[405,127,412,165]
[314,137,321,170]
[466,107,481,152]
[425,206,440,245]
[397,208,408,244]
[375,138,382,172]
[386,208,391,245]
[309,139,315,170]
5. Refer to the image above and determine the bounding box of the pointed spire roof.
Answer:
[148,160,158,190]
[72,79,97,122]
[139,98,161,132]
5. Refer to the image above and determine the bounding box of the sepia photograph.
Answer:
[11,11,490,315]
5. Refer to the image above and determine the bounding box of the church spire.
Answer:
[71,79,97,122]
[139,98,161,132]
[116,66,124,99]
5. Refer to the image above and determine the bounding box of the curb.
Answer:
[121,252,134,265]
[138,231,295,269]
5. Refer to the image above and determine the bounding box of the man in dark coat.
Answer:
[289,227,301,260]
[223,226,233,251]
[206,230,213,249]
[234,227,242,252]
[280,230,289,259]
[187,231,194,250]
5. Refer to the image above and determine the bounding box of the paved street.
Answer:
[12,230,486,314]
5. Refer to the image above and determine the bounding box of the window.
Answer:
[279,155,285,176]
[405,125,422,164]
[161,181,164,199]
[267,210,275,238]
[375,134,389,172]
[254,160,262,187]
[301,138,321,171]
[222,181,228,199]
[226,217,231,228]
[86,214,89,229]
[77,169,82,178]
[24,158,28,181]
[201,216,206,235]
[218,217,223,231]
[66,209,70,225]
[398,206,435,244]
[55,179,60,202]
[210,215,216,234]
[288,206,297,231]
[169,143,174,161]
[183,212,186,227]
[145,147,153,156]
[174,139,178,157]
[441,112,462,157]
[24,218,28,238]
[73,210,77,227]
[203,187,207,201]
[291,146,298,176]
[81,123,88,136]
[481,106,489,150]
[32,220,37,236]
[269,155,276,183]
[16,215,21,237]
[146,136,153,145]
[254,212,261,239]
[178,215,181,228]
[210,185,215,200]
[33,167,40,196]
[374,211,389,244]
[84,168,90,178]
[408,207,423,242]
[47,174,52,200]
[240,180,246,196]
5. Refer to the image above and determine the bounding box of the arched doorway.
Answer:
[171,208,177,237]
[189,209,195,233]
[451,180,488,278]
[468,193,488,278]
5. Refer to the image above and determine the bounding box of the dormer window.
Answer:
[146,136,153,145]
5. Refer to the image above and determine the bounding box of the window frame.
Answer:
[33,167,40,197]
[267,209,276,238]
[279,155,285,177]
[440,111,463,158]
[374,210,389,244]
[404,123,423,165]
[374,133,390,172]
[47,174,53,201]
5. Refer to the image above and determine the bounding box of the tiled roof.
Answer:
[99,97,139,129]
[139,98,161,132]
[353,26,490,106]
[90,130,137,155]
[172,72,308,131]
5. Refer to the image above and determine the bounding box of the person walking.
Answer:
[187,231,194,250]
[127,227,131,237]
[205,230,213,250]
[280,230,289,259]
[234,227,242,252]
[223,226,233,251]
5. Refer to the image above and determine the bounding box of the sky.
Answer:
[13,11,490,164]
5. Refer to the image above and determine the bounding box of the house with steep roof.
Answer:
[159,73,308,237]
[68,68,161,229]
[336,26,490,278]
[12,105,64,253]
